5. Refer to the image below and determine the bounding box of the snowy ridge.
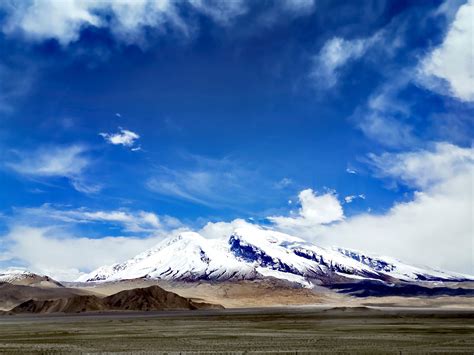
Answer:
[0,269,41,283]
[78,226,472,286]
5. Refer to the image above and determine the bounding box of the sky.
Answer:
[0,0,472,280]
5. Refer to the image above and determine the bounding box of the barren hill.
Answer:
[8,285,223,314]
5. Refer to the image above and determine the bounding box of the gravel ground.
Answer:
[0,307,472,354]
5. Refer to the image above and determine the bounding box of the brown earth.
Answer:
[6,285,223,314]
[74,278,474,309]
[0,283,95,311]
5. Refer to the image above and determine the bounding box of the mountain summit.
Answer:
[77,227,471,286]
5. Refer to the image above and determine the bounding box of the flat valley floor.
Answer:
[0,307,473,354]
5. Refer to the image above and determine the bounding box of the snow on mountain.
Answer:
[77,232,257,283]
[78,226,471,286]
[335,247,472,282]
[0,269,63,287]
[0,269,37,283]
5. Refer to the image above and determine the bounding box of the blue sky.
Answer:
[0,0,472,279]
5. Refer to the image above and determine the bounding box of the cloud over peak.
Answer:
[268,188,344,232]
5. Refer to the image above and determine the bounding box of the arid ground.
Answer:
[0,307,473,354]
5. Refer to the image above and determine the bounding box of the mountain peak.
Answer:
[77,229,473,285]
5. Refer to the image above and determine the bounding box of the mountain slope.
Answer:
[78,227,472,286]
[0,270,63,288]
[0,283,93,311]
[9,285,223,314]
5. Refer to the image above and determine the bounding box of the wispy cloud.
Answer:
[0,61,36,113]
[6,145,88,177]
[146,154,262,208]
[310,36,373,89]
[352,74,418,148]
[10,204,182,234]
[99,127,140,149]
[367,142,473,190]
[4,144,101,193]
[274,177,293,189]
[0,0,315,46]
[0,205,186,280]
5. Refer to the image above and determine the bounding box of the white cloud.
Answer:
[368,142,473,189]
[419,0,474,102]
[268,188,344,233]
[188,0,247,25]
[5,144,100,193]
[275,143,473,274]
[1,0,183,46]
[318,167,473,274]
[1,0,315,46]
[12,205,182,234]
[344,194,365,204]
[0,225,168,281]
[147,155,261,208]
[0,204,186,280]
[100,128,140,148]
[2,143,472,277]
[1,0,102,45]
[310,37,370,88]
[199,218,254,240]
[274,177,292,189]
[6,145,88,177]
[353,74,418,148]
[346,167,357,174]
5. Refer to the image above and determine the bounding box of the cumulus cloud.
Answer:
[419,0,474,102]
[199,218,254,240]
[261,143,473,273]
[298,143,472,274]
[99,127,140,149]
[4,144,100,193]
[2,143,472,277]
[268,188,344,233]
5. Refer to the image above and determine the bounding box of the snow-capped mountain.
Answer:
[77,227,471,286]
[0,269,63,287]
